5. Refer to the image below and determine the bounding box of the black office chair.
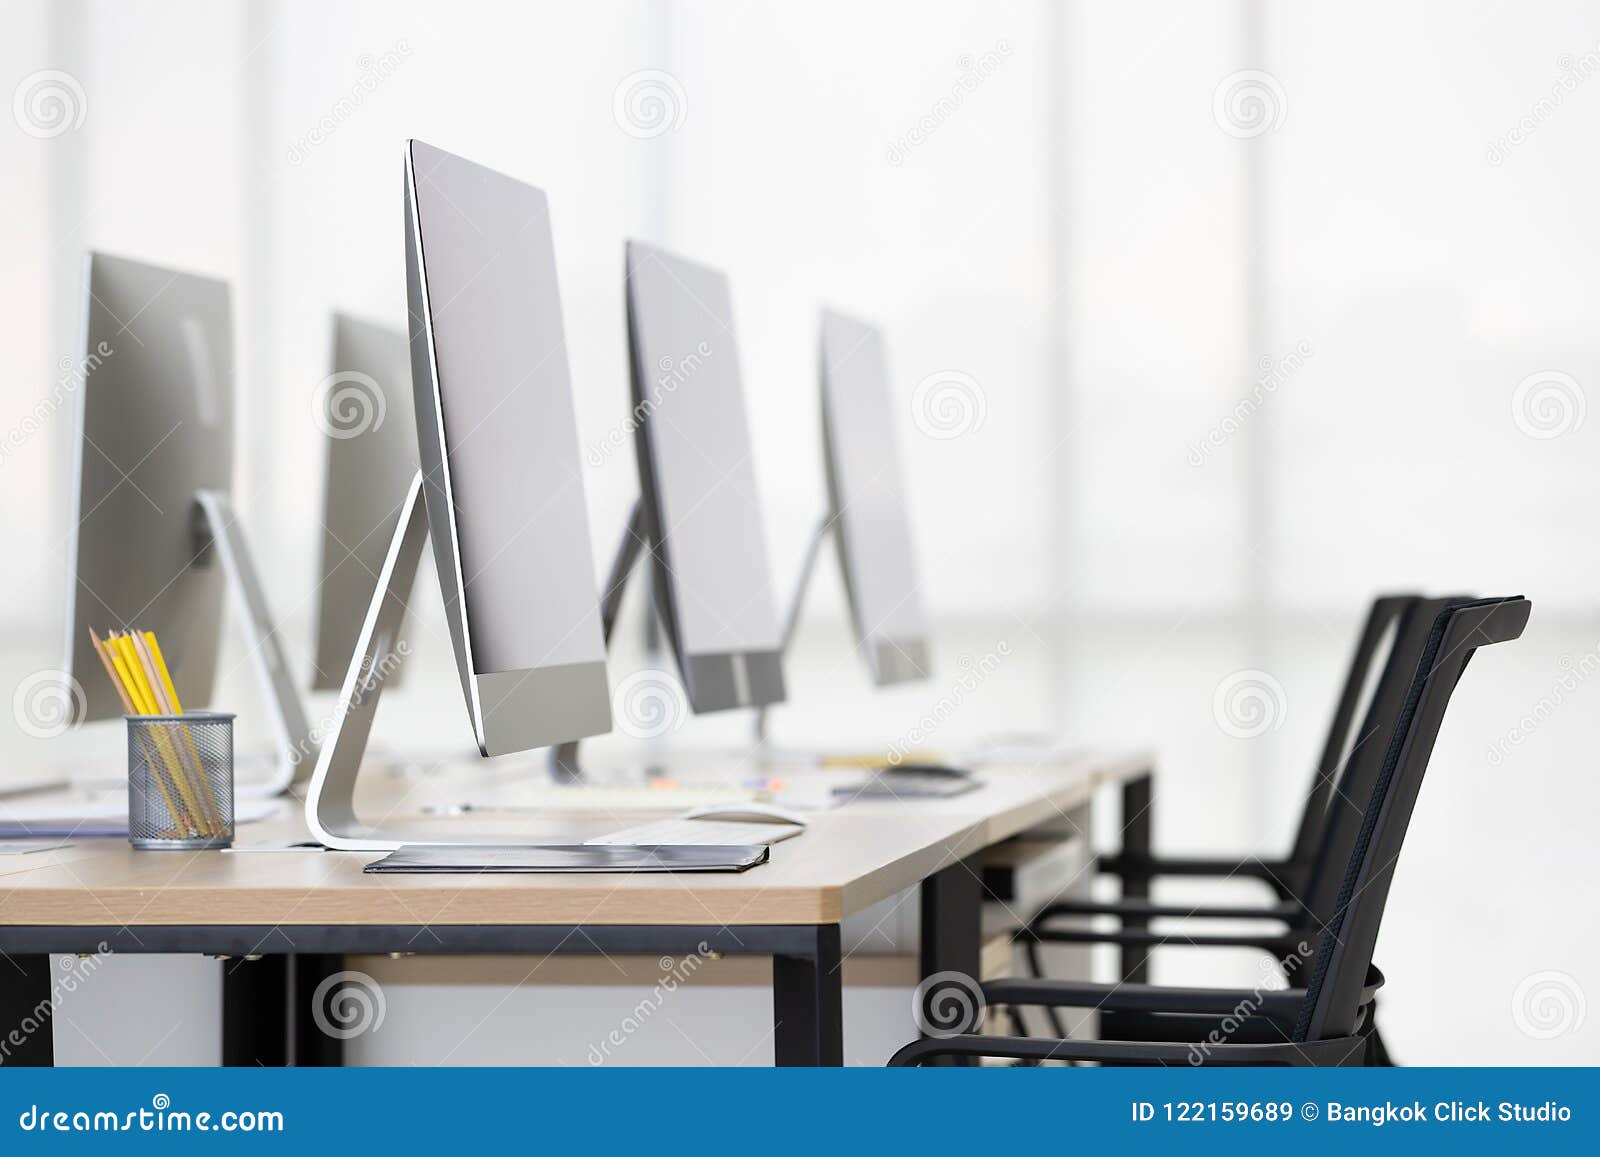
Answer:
[1012,594,1418,1043]
[1037,592,1416,933]
[891,595,1530,1065]
[1016,594,1459,1059]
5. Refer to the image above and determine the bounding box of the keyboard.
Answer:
[585,818,806,847]
[425,782,757,816]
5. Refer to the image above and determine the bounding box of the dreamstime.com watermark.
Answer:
[1,341,113,469]
[1212,669,1288,739]
[16,1095,282,1133]
[313,370,387,439]
[310,970,386,1040]
[611,667,689,741]
[12,69,86,139]
[1487,43,1600,166]
[1186,940,1312,1065]
[1511,370,1585,440]
[1187,340,1313,466]
[587,342,712,466]
[585,944,711,1065]
[12,669,87,740]
[885,41,1011,166]
[287,41,411,166]
[613,69,687,139]
[912,971,986,1037]
[911,370,987,440]
[1510,970,1586,1041]
[1212,69,1287,139]
[0,946,111,1065]
[884,642,1011,765]
[1486,644,1600,766]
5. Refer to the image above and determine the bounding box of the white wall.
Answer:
[2,0,1596,1066]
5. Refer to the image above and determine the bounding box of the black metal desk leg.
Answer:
[222,954,345,1066]
[221,956,287,1066]
[920,858,982,979]
[772,925,843,1066]
[291,954,346,1067]
[919,858,983,1065]
[1119,772,1154,985]
[0,955,56,1066]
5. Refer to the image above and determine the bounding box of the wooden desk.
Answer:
[0,750,1153,1066]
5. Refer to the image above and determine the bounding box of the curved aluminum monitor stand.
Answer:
[751,504,931,742]
[550,499,654,781]
[307,472,624,853]
[192,489,317,796]
[305,472,430,850]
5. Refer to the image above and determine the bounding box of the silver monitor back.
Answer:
[819,309,931,685]
[403,139,611,756]
[624,241,785,712]
[311,313,418,691]
[64,253,233,723]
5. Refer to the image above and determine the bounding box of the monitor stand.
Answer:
[752,511,834,744]
[550,497,662,781]
[192,489,318,798]
[554,501,848,778]
[305,472,686,859]
[305,471,446,850]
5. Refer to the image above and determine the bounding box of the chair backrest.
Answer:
[1285,594,1419,868]
[1294,593,1466,929]
[1292,595,1531,1042]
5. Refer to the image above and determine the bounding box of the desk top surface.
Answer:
[0,749,1150,929]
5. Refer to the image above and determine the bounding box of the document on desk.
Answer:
[585,819,806,846]
[364,843,770,873]
[0,796,286,838]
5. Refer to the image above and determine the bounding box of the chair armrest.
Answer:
[1098,853,1292,881]
[1030,898,1301,923]
[982,977,1305,1020]
[1028,927,1303,951]
[888,1033,1369,1067]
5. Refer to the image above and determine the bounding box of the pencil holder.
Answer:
[126,713,235,849]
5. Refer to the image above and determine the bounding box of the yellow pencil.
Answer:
[144,632,185,713]
[113,634,159,713]
[115,633,203,835]
[106,638,152,714]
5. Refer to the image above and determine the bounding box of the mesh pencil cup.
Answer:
[126,713,235,849]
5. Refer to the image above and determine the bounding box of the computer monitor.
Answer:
[310,313,417,691]
[624,241,786,713]
[819,309,931,685]
[410,140,612,756]
[305,140,618,850]
[64,253,232,724]
[63,253,315,791]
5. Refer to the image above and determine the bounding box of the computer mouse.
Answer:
[685,801,810,826]
[879,763,972,779]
